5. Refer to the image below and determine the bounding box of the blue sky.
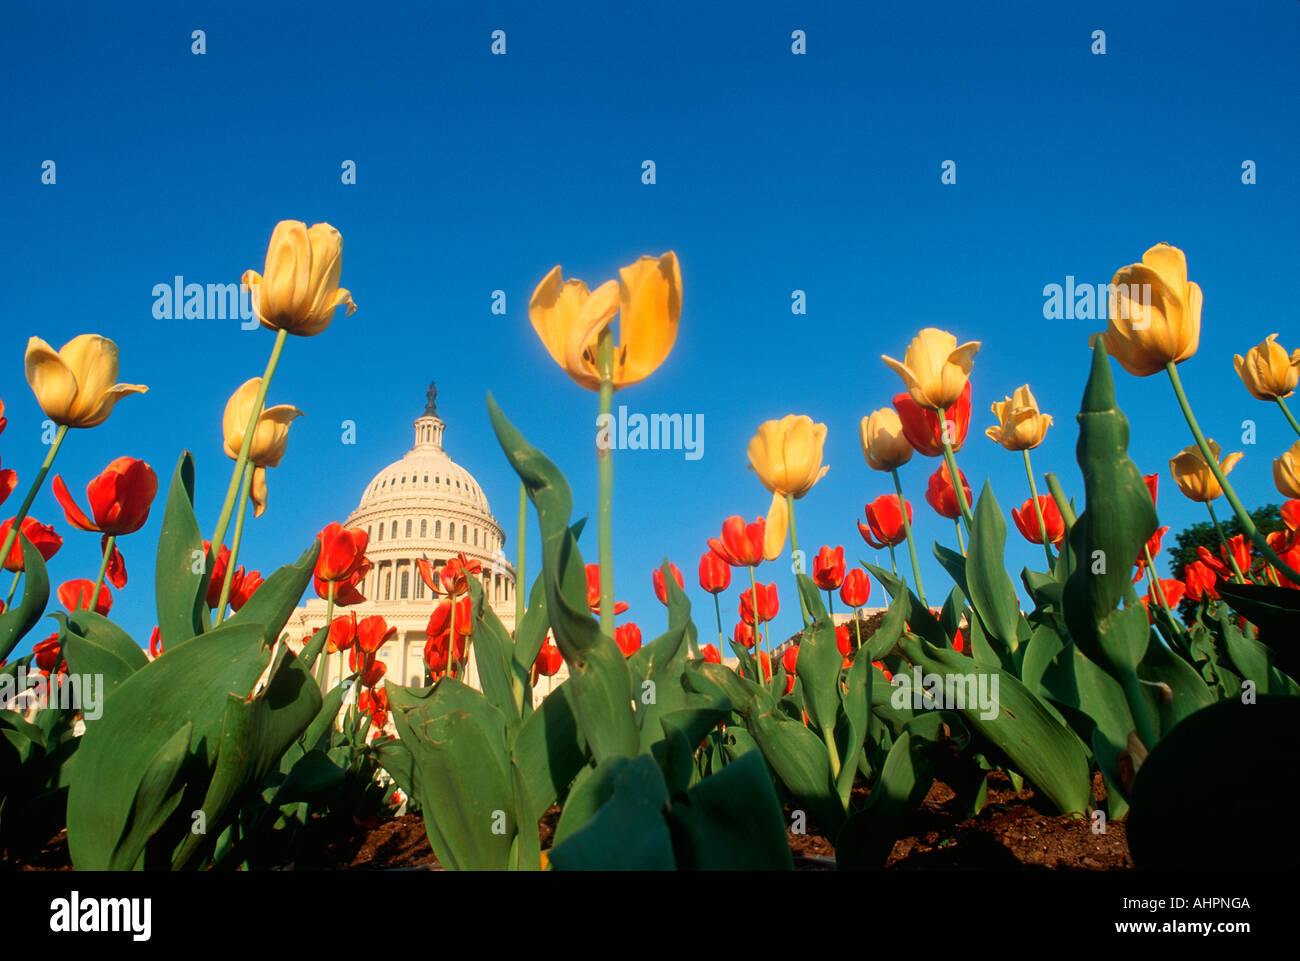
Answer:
[2,0,1298,653]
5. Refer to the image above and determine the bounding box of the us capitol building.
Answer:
[290,385,556,696]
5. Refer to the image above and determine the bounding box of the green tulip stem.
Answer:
[954,518,966,555]
[214,461,254,625]
[1142,544,1178,626]
[1022,449,1055,569]
[596,328,615,639]
[515,481,527,629]
[937,405,974,529]
[5,571,22,608]
[887,544,899,578]
[315,583,335,690]
[1167,362,1300,584]
[0,423,69,573]
[90,534,116,612]
[785,492,810,628]
[1120,668,1159,752]
[1276,396,1300,439]
[890,468,927,608]
[209,327,287,576]
[747,565,768,690]
[825,590,834,617]
[1045,473,1074,580]
[1204,501,1247,584]
[713,592,724,650]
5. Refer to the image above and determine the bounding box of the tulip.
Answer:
[733,622,757,650]
[0,459,16,509]
[24,334,148,429]
[1170,440,1243,503]
[614,622,642,657]
[33,635,62,674]
[652,562,685,605]
[812,545,845,591]
[859,408,913,471]
[1183,560,1219,602]
[222,378,302,517]
[860,495,911,549]
[418,551,483,597]
[986,385,1052,451]
[585,563,629,615]
[701,643,723,664]
[1283,500,1300,533]
[925,463,972,520]
[1098,242,1201,377]
[1235,333,1300,401]
[228,568,262,612]
[327,612,358,654]
[529,253,681,392]
[357,615,397,654]
[1141,579,1186,622]
[1131,527,1170,582]
[894,381,971,457]
[58,578,112,616]
[739,582,779,625]
[424,630,467,677]
[840,568,871,608]
[835,624,853,656]
[241,221,356,338]
[534,640,564,677]
[1276,440,1300,499]
[148,626,164,659]
[1011,496,1065,545]
[315,560,369,607]
[698,550,731,594]
[1144,473,1159,508]
[0,517,62,572]
[746,415,828,563]
[1197,537,1252,581]
[316,522,370,583]
[201,542,232,608]
[881,328,981,411]
[349,645,387,688]
[52,457,157,536]
[707,516,766,568]
[754,650,773,684]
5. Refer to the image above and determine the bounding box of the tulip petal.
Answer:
[78,383,148,430]
[250,466,268,518]
[529,267,588,368]
[24,337,78,424]
[615,252,681,387]
[51,475,100,532]
[562,279,620,391]
[763,492,787,561]
[1141,242,1188,295]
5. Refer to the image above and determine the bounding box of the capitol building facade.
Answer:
[290,386,545,694]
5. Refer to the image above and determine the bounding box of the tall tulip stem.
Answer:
[1022,450,1055,569]
[747,565,768,690]
[5,572,21,608]
[887,544,899,578]
[954,518,966,555]
[1142,544,1178,626]
[1166,362,1300,584]
[786,492,810,628]
[1276,396,1300,439]
[937,405,974,528]
[1045,473,1075,578]
[890,468,927,608]
[209,327,288,573]
[515,481,527,629]
[0,423,69,572]
[90,534,116,610]
[713,592,724,649]
[215,461,255,624]
[596,328,615,638]
[1204,501,1247,584]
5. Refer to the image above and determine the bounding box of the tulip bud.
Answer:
[242,221,356,337]
[859,408,913,471]
[1234,333,1299,401]
[1098,242,1201,377]
[1275,440,1300,499]
[985,385,1052,451]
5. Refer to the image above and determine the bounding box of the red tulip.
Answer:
[148,625,164,659]
[1183,560,1219,602]
[534,639,564,677]
[739,582,779,625]
[418,551,483,597]
[1282,499,1300,533]
[1011,495,1066,545]
[733,622,757,650]
[327,611,358,653]
[1142,579,1186,621]
[652,562,685,605]
[781,644,799,676]
[357,614,397,653]
[349,645,387,687]
[423,631,467,676]
[58,578,112,616]
[313,522,371,605]
[228,568,262,612]
[840,568,871,608]
[872,660,893,681]
[1131,526,1170,581]
[1196,535,1251,580]
[698,550,731,594]
[33,634,62,674]
[0,459,16,509]
[860,494,912,549]
[1143,473,1159,509]
[585,564,629,616]
[701,643,723,664]
[812,545,845,591]
[707,516,766,568]
[427,596,473,644]
[1,517,62,572]
[614,622,642,657]
[952,628,966,654]
[755,650,772,683]
[52,457,157,540]
[835,623,853,655]
[894,380,971,457]
[925,463,971,520]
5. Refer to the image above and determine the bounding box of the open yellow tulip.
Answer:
[1169,440,1242,503]
[986,385,1053,451]
[529,252,681,391]
[747,415,828,558]
[1234,333,1300,401]
[860,408,912,471]
[242,221,356,337]
[222,377,303,516]
[1100,242,1201,377]
[25,335,148,429]
[881,328,980,411]
[1275,440,1300,499]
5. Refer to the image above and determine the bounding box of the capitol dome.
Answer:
[289,384,521,693]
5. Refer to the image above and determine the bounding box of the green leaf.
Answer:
[966,481,1024,654]
[153,452,207,647]
[510,678,589,822]
[793,574,846,739]
[835,731,934,869]
[746,689,845,832]
[467,577,523,722]
[58,611,148,696]
[0,533,51,661]
[667,750,794,870]
[223,541,321,647]
[108,723,193,870]
[548,754,675,870]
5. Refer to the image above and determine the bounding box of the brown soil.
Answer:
[3,775,1130,871]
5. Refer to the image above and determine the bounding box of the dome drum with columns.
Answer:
[290,385,556,698]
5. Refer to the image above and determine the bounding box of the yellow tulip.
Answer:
[1275,440,1300,499]
[860,408,913,471]
[1099,242,1201,377]
[241,221,356,337]
[24,334,148,429]
[529,252,681,391]
[1234,333,1300,401]
[747,415,828,558]
[986,385,1053,451]
[1169,440,1243,503]
[881,328,981,411]
[222,378,303,516]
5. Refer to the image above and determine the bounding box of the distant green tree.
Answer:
[1166,503,1283,623]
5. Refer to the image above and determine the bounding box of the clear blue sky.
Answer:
[3,0,1298,653]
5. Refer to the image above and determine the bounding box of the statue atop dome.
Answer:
[425,382,438,416]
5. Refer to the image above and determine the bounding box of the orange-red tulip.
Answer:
[327,612,358,653]
[52,457,157,537]
[860,494,912,549]
[894,381,971,457]
[615,622,642,657]
[1183,560,1219,602]
[652,562,684,605]
[534,639,564,677]
[58,578,112,615]
[1011,495,1066,546]
[0,517,62,572]
[739,582,779,625]
[357,614,397,654]
[707,516,766,569]
[733,622,757,650]
[925,463,972,520]
[812,545,845,591]
[33,634,62,674]
[701,643,723,664]
[698,549,731,594]
[840,568,871,608]
[585,564,628,616]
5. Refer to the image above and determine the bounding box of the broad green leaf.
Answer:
[0,533,51,661]
[966,481,1023,652]
[548,754,675,870]
[835,731,933,870]
[153,452,207,647]
[223,541,320,647]
[58,611,148,696]
[667,749,793,870]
